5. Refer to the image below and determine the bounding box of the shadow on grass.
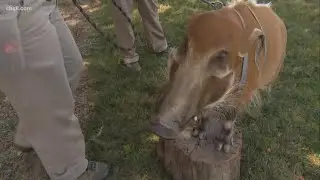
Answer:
[68,0,319,179]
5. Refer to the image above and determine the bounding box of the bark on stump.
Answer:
[156,130,242,180]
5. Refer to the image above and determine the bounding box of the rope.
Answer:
[201,0,225,10]
[72,0,105,37]
[72,0,137,52]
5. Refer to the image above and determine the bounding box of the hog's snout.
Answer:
[150,116,179,139]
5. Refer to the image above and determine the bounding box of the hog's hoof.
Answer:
[194,109,235,153]
[150,121,179,139]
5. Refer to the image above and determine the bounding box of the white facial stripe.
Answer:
[215,68,233,79]
[238,52,247,57]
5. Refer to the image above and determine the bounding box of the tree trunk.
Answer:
[156,130,242,180]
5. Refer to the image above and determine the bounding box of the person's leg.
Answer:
[49,7,84,94]
[14,6,84,152]
[111,0,141,71]
[1,1,90,180]
[10,3,87,180]
[137,0,168,53]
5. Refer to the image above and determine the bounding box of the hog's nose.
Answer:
[150,116,178,140]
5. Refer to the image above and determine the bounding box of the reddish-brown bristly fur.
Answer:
[153,0,287,146]
[167,0,286,107]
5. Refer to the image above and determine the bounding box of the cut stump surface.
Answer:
[157,130,242,180]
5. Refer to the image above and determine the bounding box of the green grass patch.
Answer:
[72,0,320,179]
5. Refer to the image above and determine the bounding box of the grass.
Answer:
[67,0,320,179]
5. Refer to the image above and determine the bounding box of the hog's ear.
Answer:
[239,28,264,54]
[167,47,180,81]
[248,28,264,43]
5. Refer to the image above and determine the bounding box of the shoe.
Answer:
[123,61,142,71]
[76,0,91,5]
[146,45,169,55]
[77,161,110,180]
[76,0,101,6]
[14,144,33,153]
[153,48,168,55]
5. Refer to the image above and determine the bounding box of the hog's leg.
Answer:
[195,86,245,153]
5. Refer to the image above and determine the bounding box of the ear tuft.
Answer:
[248,28,263,43]
[239,28,264,55]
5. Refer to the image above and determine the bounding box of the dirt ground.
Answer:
[0,2,96,180]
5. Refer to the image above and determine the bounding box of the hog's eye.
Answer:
[208,49,229,74]
[215,50,229,62]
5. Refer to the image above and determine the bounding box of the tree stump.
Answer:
[156,130,242,180]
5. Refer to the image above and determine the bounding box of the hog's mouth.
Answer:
[150,112,200,139]
[150,95,200,140]
[150,120,179,139]
[150,82,197,139]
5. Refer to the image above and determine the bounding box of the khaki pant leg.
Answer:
[0,1,87,179]
[14,7,84,149]
[137,0,167,52]
[49,7,84,94]
[111,0,139,64]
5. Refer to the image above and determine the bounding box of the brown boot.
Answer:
[122,53,142,71]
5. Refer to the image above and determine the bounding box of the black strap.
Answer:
[239,55,249,85]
